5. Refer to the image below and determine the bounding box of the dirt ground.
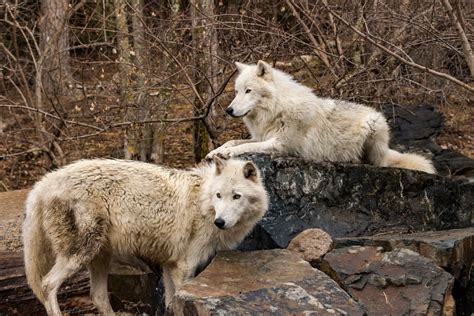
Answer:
[0,189,29,252]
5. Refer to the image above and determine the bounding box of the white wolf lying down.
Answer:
[22,157,268,315]
[207,60,435,174]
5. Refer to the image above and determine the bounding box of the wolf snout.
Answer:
[225,107,234,116]
[214,218,226,229]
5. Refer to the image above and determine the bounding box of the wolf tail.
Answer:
[22,191,54,304]
[386,149,436,174]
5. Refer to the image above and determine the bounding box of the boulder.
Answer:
[335,227,474,279]
[171,249,365,315]
[335,229,474,315]
[320,246,454,315]
[383,103,474,179]
[239,154,473,250]
[287,228,334,266]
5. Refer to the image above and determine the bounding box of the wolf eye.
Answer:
[216,192,221,198]
[233,194,241,200]
[245,89,252,94]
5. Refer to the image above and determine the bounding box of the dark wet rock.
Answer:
[383,103,474,179]
[434,149,474,179]
[108,257,162,314]
[287,228,334,267]
[383,104,442,153]
[171,249,365,315]
[453,263,474,316]
[321,246,454,315]
[239,154,473,250]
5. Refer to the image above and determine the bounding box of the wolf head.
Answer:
[226,60,276,118]
[202,157,268,230]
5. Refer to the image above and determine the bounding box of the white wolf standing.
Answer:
[207,60,435,174]
[22,157,268,315]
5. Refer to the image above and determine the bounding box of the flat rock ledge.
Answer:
[335,227,474,315]
[335,227,474,279]
[171,249,365,315]
[321,246,454,315]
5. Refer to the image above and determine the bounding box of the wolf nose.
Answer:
[214,218,226,229]
[225,107,234,116]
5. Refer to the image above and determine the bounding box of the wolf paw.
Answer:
[206,148,234,160]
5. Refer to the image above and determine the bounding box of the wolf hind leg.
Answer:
[87,251,114,315]
[42,199,110,314]
[42,256,82,316]
[363,113,391,167]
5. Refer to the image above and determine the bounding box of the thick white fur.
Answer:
[22,158,268,315]
[207,60,435,174]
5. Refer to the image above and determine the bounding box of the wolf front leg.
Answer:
[162,263,195,307]
[210,138,282,159]
[220,139,256,149]
[206,139,257,159]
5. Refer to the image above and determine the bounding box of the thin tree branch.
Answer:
[322,2,473,92]
[440,0,474,76]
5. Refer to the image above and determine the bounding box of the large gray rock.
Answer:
[239,154,473,249]
[320,246,454,315]
[171,249,365,315]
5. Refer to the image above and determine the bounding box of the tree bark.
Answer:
[150,1,182,164]
[38,0,73,101]
[114,0,137,160]
[131,0,152,162]
[190,0,218,162]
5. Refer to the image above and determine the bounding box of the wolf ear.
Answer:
[235,62,247,73]
[243,161,258,182]
[214,156,226,175]
[256,60,272,79]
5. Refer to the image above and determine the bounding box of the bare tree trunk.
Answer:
[150,1,182,164]
[130,0,152,162]
[35,0,72,167]
[114,0,137,160]
[38,0,73,101]
[190,0,218,162]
